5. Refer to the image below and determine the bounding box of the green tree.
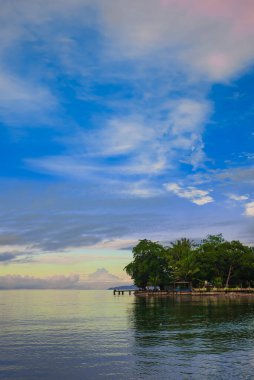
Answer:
[124,239,171,290]
[220,241,254,287]
[197,235,253,288]
[168,238,195,261]
[238,247,254,287]
[166,238,199,285]
[124,235,254,290]
[196,234,225,285]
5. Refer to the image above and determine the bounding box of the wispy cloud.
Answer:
[0,268,130,289]
[26,98,211,180]
[0,274,80,290]
[0,71,57,126]
[216,167,254,184]
[88,118,155,157]
[123,180,162,198]
[168,98,211,168]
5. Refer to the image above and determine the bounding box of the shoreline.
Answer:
[134,290,254,297]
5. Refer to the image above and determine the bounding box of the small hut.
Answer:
[173,281,192,293]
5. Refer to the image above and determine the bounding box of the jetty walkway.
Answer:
[113,289,135,295]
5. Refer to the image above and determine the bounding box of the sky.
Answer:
[0,0,254,289]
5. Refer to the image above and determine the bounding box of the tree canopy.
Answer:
[124,239,171,290]
[124,235,254,289]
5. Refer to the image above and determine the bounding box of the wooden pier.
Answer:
[113,289,135,295]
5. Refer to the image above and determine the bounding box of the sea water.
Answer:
[1,290,254,379]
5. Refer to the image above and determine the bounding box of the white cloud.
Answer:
[84,118,168,174]
[165,182,213,205]
[26,153,167,178]
[88,118,155,156]
[124,181,161,198]
[168,98,211,167]
[244,202,254,217]
[228,194,249,201]
[87,268,121,282]
[169,99,209,135]
[27,97,211,179]
[26,156,96,179]
[86,99,210,172]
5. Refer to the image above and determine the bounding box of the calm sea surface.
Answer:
[1,291,254,379]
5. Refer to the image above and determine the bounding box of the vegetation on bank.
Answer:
[124,235,254,290]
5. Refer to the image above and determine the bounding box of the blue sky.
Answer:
[0,0,254,288]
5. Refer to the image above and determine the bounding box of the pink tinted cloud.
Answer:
[184,0,254,79]
[102,0,254,81]
[161,0,254,36]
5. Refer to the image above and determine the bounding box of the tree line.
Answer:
[124,235,254,290]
